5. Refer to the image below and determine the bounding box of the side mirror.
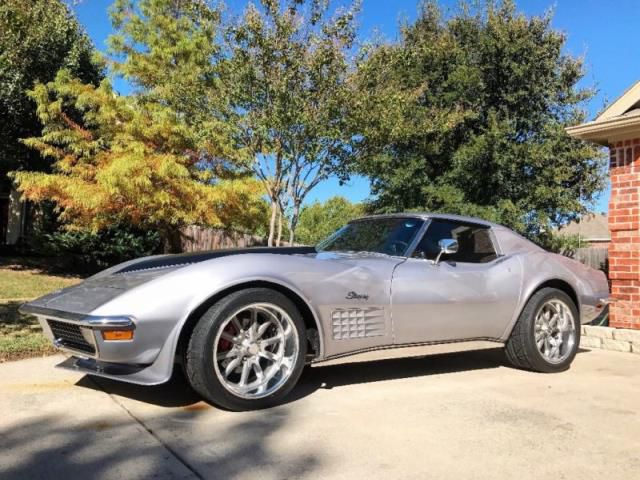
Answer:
[432,238,458,265]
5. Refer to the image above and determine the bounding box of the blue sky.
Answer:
[73,0,640,213]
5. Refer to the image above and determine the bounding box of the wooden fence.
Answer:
[572,247,608,273]
[180,225,299,252]
[180,225,268,252]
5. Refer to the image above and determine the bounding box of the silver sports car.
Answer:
[21,213,609,410]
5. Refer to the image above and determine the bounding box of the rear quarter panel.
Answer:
[500,251,608,340]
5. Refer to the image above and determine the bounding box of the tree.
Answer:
[13,71,266,252]
[0,0,103,187]
[226,0,359,245]
[296,196,363,245]
[107,0,240,165]
[12,0,262,252]
[351,0,606,237]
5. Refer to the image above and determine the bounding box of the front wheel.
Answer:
[505,287,580,373]
[186,288,307,411]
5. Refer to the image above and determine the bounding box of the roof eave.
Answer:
[595,80,640,121]
[566,115,640,146]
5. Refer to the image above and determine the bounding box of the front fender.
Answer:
[91,254,328,384]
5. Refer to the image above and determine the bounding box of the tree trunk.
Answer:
[267,199,277,247]
[161,225,183,254]
[289,202,300,246]
[276,206,283,247]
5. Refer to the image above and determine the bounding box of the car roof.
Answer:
[352,212,498,228]
[351,213,544,254]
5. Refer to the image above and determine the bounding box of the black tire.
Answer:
[505,287,580,373]
[185,288,307,411]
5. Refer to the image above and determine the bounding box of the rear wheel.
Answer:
[505,287,580,373]
[186,288,306,411]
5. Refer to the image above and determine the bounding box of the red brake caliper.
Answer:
[218,323,238,353]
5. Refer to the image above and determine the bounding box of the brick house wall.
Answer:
[566,80,640,331]
[608,140,640,329]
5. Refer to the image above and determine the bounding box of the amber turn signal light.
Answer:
[101,330,134,341]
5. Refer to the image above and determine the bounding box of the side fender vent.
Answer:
[331,308,385,340]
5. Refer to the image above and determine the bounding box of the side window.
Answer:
[412,219,498,264]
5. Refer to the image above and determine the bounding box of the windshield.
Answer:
[316,217,424,256]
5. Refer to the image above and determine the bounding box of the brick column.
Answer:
[608,140,640,329]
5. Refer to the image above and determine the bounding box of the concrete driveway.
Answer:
[1,347,639,480]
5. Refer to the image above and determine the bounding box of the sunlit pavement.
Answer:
[1,347,639,480]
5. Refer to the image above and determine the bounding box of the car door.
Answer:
[391,219,522,344]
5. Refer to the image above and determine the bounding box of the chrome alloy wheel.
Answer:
[212,303,300,399]
[534,299,576,364]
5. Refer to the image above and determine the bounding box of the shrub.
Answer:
[535,232,582,255]
[31,224,161,274]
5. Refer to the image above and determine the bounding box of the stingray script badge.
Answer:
[345,291,369,300]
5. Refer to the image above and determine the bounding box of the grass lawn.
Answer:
[0,258,81,362]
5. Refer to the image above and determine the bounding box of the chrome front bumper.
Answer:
[20,300,178,386]
[19,304,136,360]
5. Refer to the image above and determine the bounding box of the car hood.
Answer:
[21,246,316,316]
[21,246,403,317]
[95,246,317,276]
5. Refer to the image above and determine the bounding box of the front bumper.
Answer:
[55,355,149,378]
[20,302,180,386]
[20,304,140,362]
[23,306,165,385]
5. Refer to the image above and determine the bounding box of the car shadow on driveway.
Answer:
[291,346,592,400]
[76,369,202,408]
[0,399,318,480]
[75,347,562,409]
[287,347,509,403]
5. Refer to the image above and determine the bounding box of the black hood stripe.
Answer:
[116,246,316,274]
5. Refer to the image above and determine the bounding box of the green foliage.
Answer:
[351,0,607,238]
[536,232,582,254]
[13,70,265,252]
[30,223,161,273]
[12,1,262,252]
[0,0,103,185]
[296,196,364,245]
[226,0,361,243]
[107,0,240,164]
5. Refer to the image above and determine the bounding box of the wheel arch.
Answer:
[530,279,579,311]
[174,280,324,365]
[502,277,580,340]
